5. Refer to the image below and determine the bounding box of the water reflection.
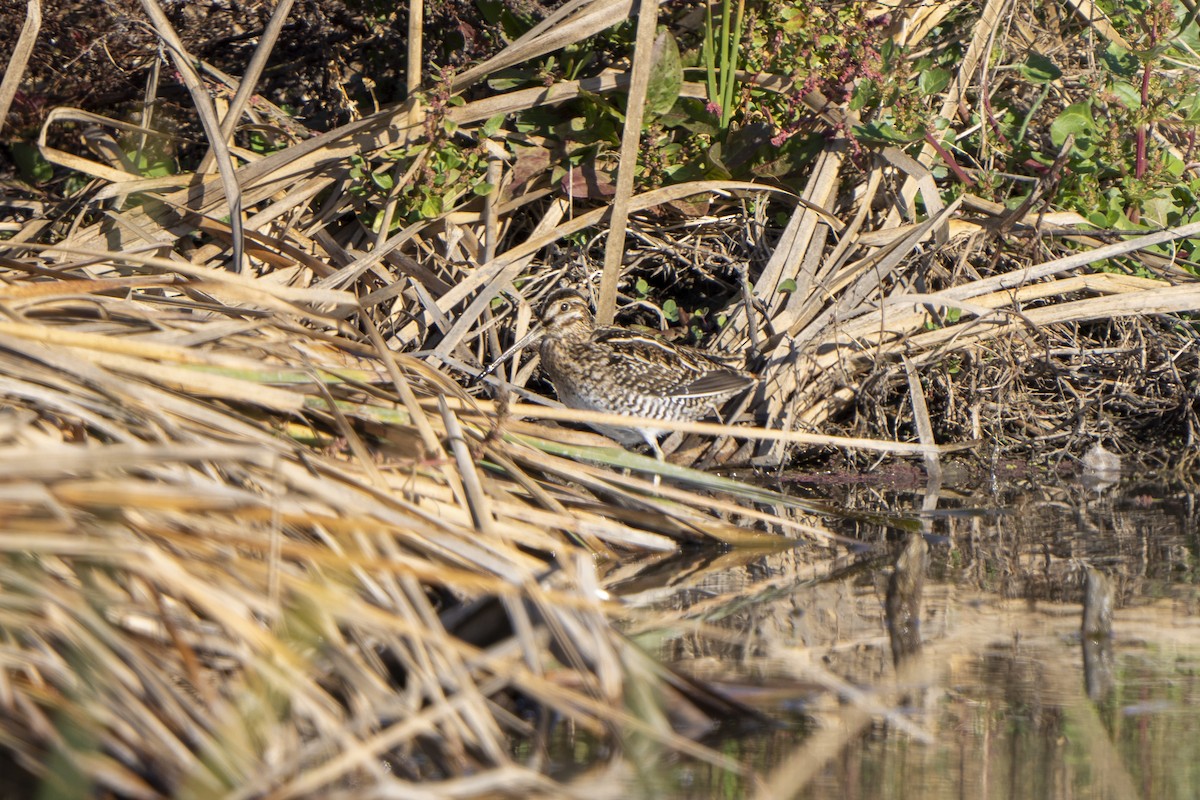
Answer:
[885,532,928,667]
[588,471,1200,799]
[1082,566,1115,701]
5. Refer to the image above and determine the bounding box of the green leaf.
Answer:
[657,96,719,135]
[1109,80,1140,109]
[635,277,649,296]
[1050,102,1095,147]
[880,39,897,70]
[1100,43,1138,78]
[854,121,924,145]
[482,113,506,138]
[645,27,683,120]
[487,77,527,91]
[128,150,176,178]
[10,142,52,183]
[1017,52,1061,84]
[419,194,443,218]
[700,141,734,180]
[662,298,679,322]
[850,80,879,111]
[1184,92,1200,125]
[779,278,797,293]
[473,182,495,196]
[476,0,502,24]
[918,68,952,96]
[371,171,394,192]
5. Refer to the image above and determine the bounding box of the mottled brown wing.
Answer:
[590,328,753,399]
[676,370,756,398]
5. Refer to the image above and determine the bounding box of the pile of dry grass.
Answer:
[1,0,1198,795]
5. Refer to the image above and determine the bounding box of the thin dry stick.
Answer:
[481,151,507,367]
[596,0,660,325]
[903,355,941,482]
[439,396,496,535]
[197,0,298,174]
[450,0,635,93]
[407,0,423,130]
[138,0,246,272]
[892,0,1007,224]
[0,0,41,137]
[408,0,423,97]
[941,218,1200,300]
[132,55,161,172]
[437,397,970,455]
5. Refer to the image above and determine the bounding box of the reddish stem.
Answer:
[1136,61,1151,181]
[924,132,975,187]
[982,91,1009,147]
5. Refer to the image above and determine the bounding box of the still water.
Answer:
[566,466,1200,798]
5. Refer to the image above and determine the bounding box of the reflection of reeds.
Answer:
[627,526,1200,800]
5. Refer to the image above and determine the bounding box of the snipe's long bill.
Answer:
[478,288,756,462]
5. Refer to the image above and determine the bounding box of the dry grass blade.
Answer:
[450,0,635,92]
[903,356,941,481]
[1063,0,1131,49]
[196,0,298,173]
[596,0,661,325]
[0,217,810,794]
[136,0,245,272]
[0,0,40,137]
[36,108,165,183]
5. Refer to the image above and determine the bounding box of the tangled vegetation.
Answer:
[1,0,1199,796]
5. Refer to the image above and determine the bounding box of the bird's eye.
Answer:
[560,302,570,311]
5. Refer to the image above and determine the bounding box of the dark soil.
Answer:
[0,0,519,176]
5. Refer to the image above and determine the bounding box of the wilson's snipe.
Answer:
[481,288,756,462]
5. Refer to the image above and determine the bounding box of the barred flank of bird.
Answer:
[534,288,755,460]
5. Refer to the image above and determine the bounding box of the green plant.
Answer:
[1042,1,1200,237]
[348,81,495,226]
[488,3,906,198]
[702,0,745,130]
[9,141,52,184]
